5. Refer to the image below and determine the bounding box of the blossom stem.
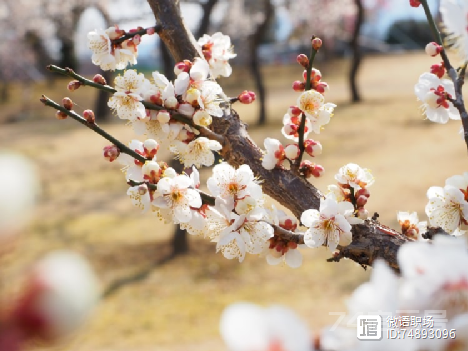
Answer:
[40,95,147,164]
[296,40,318,171]
[127,180,216,206]
[112,24,162,45]
[420,0,468,152]
[46,65,225,145]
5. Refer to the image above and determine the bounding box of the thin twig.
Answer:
[296,40,318,170]
[40,95,147,164]
[420,0,468,151]
[46,65,226,145]
[113,24,162,45]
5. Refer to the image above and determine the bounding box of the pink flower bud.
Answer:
[299,160,324,178]
[283,124,298,136]
[143,139,159,158]
[296,54,309,68]
[356,195,368,207]
[310,68,322,82]
[425,42,443,57]
[150,93,162,105]
[312,37,322,50]
[93,74,107,85]
[290,115,301,124]
[133,34,141,45]
[146,27,156,35]
[304,139,322,157]
[157,110,171,124]
[67,80,81,92]
[103,145,120,162]
[280,217,297,232]
[430,62,445,78]
[288,106,302,117]
[55,111,68,120]
[409,0,421,7]
[292,81,305,92]
[238,90,256,104]
[284,144,300,160]
[83,110,95,124]
[174,62,190,75]
[62,97,73,110]
[355,188,370,198]
[315,82,329,94]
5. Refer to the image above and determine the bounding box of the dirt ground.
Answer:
[1,51,467,351]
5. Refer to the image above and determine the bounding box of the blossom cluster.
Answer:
[262,53,336,179]
[87,25,148,71]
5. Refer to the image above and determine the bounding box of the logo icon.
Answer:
[356,315,382,340]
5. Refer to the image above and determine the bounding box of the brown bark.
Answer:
[146,0,411,271]
[349,0,364,103]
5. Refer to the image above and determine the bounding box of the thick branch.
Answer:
[147,0,411,270]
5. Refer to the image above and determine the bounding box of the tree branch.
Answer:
[147,0,411,270]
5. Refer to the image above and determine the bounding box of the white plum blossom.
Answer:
[174,58,210,95]
[153,175,202,223]
[426,184,468,236]
[87,28,138,71]
[220,303,311,351]
[127,184,152,212]
[24,251,100,339]
[261,138,288,170]
[414,72,460,123]
[198,32,237,78]
[297,90,336,134]
[87,29,115,71]
[397,211,428,240]
[171,137,222,167]
[440,0,468,61]
[117,140,147,181]
[216,211,273,262]
[335,163,374,190]
[207,163,263,209]
[301,198,361,252]
[198,81,223,117]
[108,70,146,121]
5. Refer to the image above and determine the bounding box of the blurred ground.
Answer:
[0,51,467,351]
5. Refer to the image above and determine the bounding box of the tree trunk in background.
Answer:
[249,0,273,126]
[0,83,9,103]
[349,0,364,103]
[95,70,113,121]
[196,0,218,38]
[58,39,78,72]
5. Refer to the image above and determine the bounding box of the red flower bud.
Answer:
[83,110,95,124]
[311,37,322,51]
[67,80,82,92]
[93,74,107,85]
[292,80,305,92]
[238,90,256,104]
[55,111,68,120]
[62,97,73,110]
[296,54,309,68]
[103,145,120,162]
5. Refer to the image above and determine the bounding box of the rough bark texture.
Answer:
[146,0,411,270]
[349,0,364,103]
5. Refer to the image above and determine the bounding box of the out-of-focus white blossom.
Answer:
[0,152,39,236]
[14,251,100,340]
[220,302,311,351]
[440,0,468,61]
